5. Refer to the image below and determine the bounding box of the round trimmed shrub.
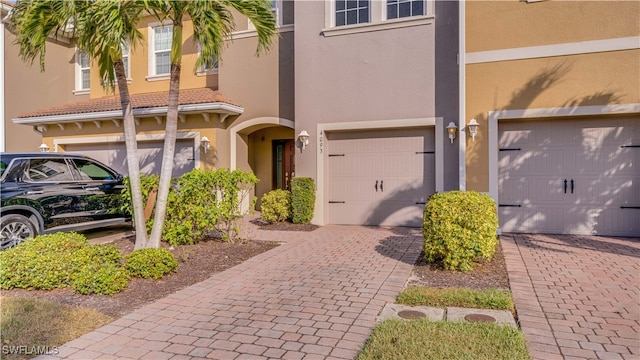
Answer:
[125,248,178,279]
[423,191,498,272]
[261,189,291,223]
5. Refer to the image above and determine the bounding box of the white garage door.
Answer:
[65,139,195,177]
[326,128,435,227]
[499,116,639,237]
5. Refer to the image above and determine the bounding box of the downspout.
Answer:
[458,0,466,190]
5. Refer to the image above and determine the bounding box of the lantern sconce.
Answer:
[297,130,310,150]
[38,143,50,153]
[200,136,211,153]
[468,118,480,142]
[446,122,457,144]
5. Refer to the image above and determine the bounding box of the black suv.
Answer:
[0,152,130,250]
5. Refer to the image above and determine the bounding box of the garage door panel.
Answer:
[65,140,195,178]
[327,128,435,227]
[499,116,639,237]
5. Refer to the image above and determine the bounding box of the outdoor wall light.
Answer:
[468,118,480,142]
[38,143,50,152]
[200,136,211,153]
[297,130,310,149]
[446,122,458,144]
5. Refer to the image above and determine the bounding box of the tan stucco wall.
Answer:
[219,29,295,180]
[90,17,219,99]
[467,1,640,52]
[465,49,640,191]
[4,31,83,152]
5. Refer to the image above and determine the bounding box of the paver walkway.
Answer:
[38,225,423,360]
[502,234,640,360]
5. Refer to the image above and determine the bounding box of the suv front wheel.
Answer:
[0,214,37,250]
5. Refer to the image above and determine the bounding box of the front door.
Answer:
[273,139,295,190]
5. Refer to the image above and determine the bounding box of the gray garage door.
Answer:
[498,116,639,237]
[65,139,195,177]
[326,128,435,227]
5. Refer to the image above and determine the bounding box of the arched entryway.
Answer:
[230,117,295,210]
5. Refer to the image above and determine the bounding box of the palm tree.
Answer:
[144,0,278,248]
[10,0,150,249]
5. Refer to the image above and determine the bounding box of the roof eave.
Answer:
[13,102,245,126]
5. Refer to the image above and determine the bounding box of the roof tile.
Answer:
[18,88,237,118]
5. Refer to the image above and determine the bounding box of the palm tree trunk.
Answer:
[148,24,183,248]
[114,60,148,249]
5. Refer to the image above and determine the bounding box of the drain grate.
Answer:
[397,310,427,319]
[464,314,496,323]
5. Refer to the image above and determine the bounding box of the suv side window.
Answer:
[24,158,74,182]
[71,159,116,181]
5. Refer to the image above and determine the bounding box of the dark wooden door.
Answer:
[273,139,295,190]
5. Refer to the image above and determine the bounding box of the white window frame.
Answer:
[384,0,426,20]
[74,49,90,95]
[121,41,131,80]
[248,0,282,30]
[323,0,433,37]
[146,21,173,82]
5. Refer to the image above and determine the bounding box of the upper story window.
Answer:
[248,0,282,30]
[324,0,432,36]
[336,0,370,26]
[148,23,173,79]
[76,50,90,92]
[387,0,424,19]
[196,42,219,76]
[121,41,130,79]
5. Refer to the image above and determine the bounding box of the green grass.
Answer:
[0,296,113,359]
[397,287,514,313]
[357,319,530,360]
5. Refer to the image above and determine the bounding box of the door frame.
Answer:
[272,139,295,191]
[315,117,445,225]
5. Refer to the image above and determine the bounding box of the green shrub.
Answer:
[154,168,259,245]
[423,191,498,272]
[290,177,315,224]
[125,248,178,279]
[120,174,160,233]
[0,233,89,290]
[261,189,292,223]
[0,233,129,295]
[72,262,130,295]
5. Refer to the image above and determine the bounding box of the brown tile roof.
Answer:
[17,87,238,118]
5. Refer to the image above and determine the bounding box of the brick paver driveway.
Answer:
[502,234,640,360]
[38,225,422,360]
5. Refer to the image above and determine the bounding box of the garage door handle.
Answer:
[380,180,383,192]
[563,179,568,194]
[375,180,378,192]
[570,179,574,194]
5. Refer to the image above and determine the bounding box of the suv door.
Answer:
[68,158,126,222]
[21,157,89,231]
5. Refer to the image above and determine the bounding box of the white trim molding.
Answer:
[314,117,444,226]
[13,103,244,127]
[488,103,640,206]
[467,36,640,64]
